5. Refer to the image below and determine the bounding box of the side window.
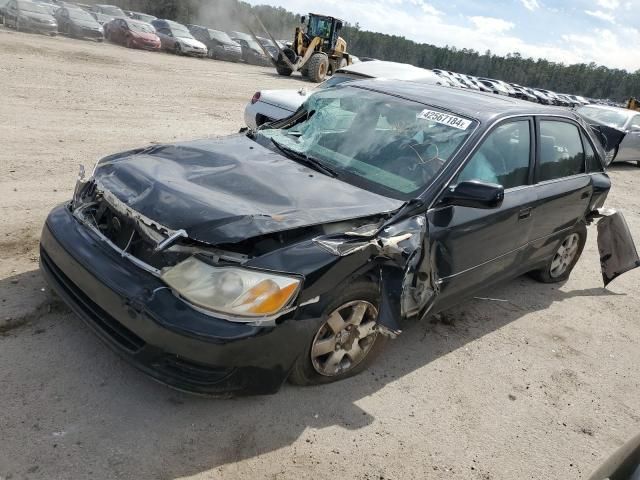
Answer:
[583,133,602,173]
[538,121,585,181]
[630,115,640,130]
[457,120,531,189]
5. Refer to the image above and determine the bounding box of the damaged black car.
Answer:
[39,82,640,395]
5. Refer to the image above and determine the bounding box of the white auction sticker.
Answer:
[417,109,472,130]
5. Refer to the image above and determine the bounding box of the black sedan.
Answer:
[40,82,639,395]
[54,6,103,41]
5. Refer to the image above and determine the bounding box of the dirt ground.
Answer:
[2,28,640,480]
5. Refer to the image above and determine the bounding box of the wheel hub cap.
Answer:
[310,300,379,377]
[550,233,580,278]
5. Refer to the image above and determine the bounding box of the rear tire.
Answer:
[174,42,181,55]
[288,281,387,386]
[529,224,587,283]
[307,53,329,83]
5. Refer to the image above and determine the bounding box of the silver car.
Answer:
[577,104,640,167]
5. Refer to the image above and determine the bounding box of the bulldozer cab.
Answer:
[272,12,351,83]
[305,14,343,49]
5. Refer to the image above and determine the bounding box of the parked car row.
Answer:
[1,0,274,65]
[431,69,591,107]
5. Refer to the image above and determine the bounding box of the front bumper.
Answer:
[181,45,207,57]
[212,46,242,62]
[78,28,104,40]
[132,38,160,50]
[40,204,312,395]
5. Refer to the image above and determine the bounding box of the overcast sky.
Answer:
[245,0,640,72]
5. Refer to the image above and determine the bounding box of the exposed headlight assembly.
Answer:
[161,257,301,321]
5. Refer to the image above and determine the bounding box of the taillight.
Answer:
[251,92,261,104]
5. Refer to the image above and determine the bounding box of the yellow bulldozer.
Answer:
[273,14,353,83]
[627,97,640,112]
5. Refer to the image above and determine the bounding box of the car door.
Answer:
[616,114,640,163]
[527,117,593,265]
[427,117,537,306]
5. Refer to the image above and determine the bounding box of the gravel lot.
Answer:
[2,28,640,480]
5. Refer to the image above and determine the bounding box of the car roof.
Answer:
[580,104,635,115]
[336,61,440,82]
[349,79,572,123]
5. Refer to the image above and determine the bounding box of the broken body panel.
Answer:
[41,82,640,395]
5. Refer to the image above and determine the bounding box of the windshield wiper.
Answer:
[271,139,339,178]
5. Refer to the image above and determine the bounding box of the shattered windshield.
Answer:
[257,86,477,200]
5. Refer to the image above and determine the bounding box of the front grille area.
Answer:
[41,248,146,353]
[79,196,186,271]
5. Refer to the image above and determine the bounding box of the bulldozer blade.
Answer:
[248,15,299,71]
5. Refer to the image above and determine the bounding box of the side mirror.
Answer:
[441,181,504,209]
[300,15,306,24]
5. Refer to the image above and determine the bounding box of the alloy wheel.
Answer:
[550,233,580,278]
[310,300,379,377]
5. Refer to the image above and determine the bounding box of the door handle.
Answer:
[518,207,532,220]
[581,191,590,199]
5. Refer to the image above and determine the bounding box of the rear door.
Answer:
[527,117,593,264]
[428,117,537,305]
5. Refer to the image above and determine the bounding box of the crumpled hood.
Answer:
[258,88,312,112]
[93,135,403,245]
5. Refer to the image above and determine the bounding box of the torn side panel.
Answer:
[313,213,436,336]
[596,209,640,286]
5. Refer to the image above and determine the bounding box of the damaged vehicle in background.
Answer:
[577,104,640,167]
[4,0,57,35]
[40,82,639,395]
[245,60,446,130]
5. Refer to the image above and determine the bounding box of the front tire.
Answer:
[288,281,387,386]
[306,53,329,83]
[276,65,292,76]
[529,224,586,283]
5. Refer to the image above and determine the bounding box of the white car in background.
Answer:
[244,60,447,130]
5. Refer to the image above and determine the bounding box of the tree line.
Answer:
[86,0,638,101]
